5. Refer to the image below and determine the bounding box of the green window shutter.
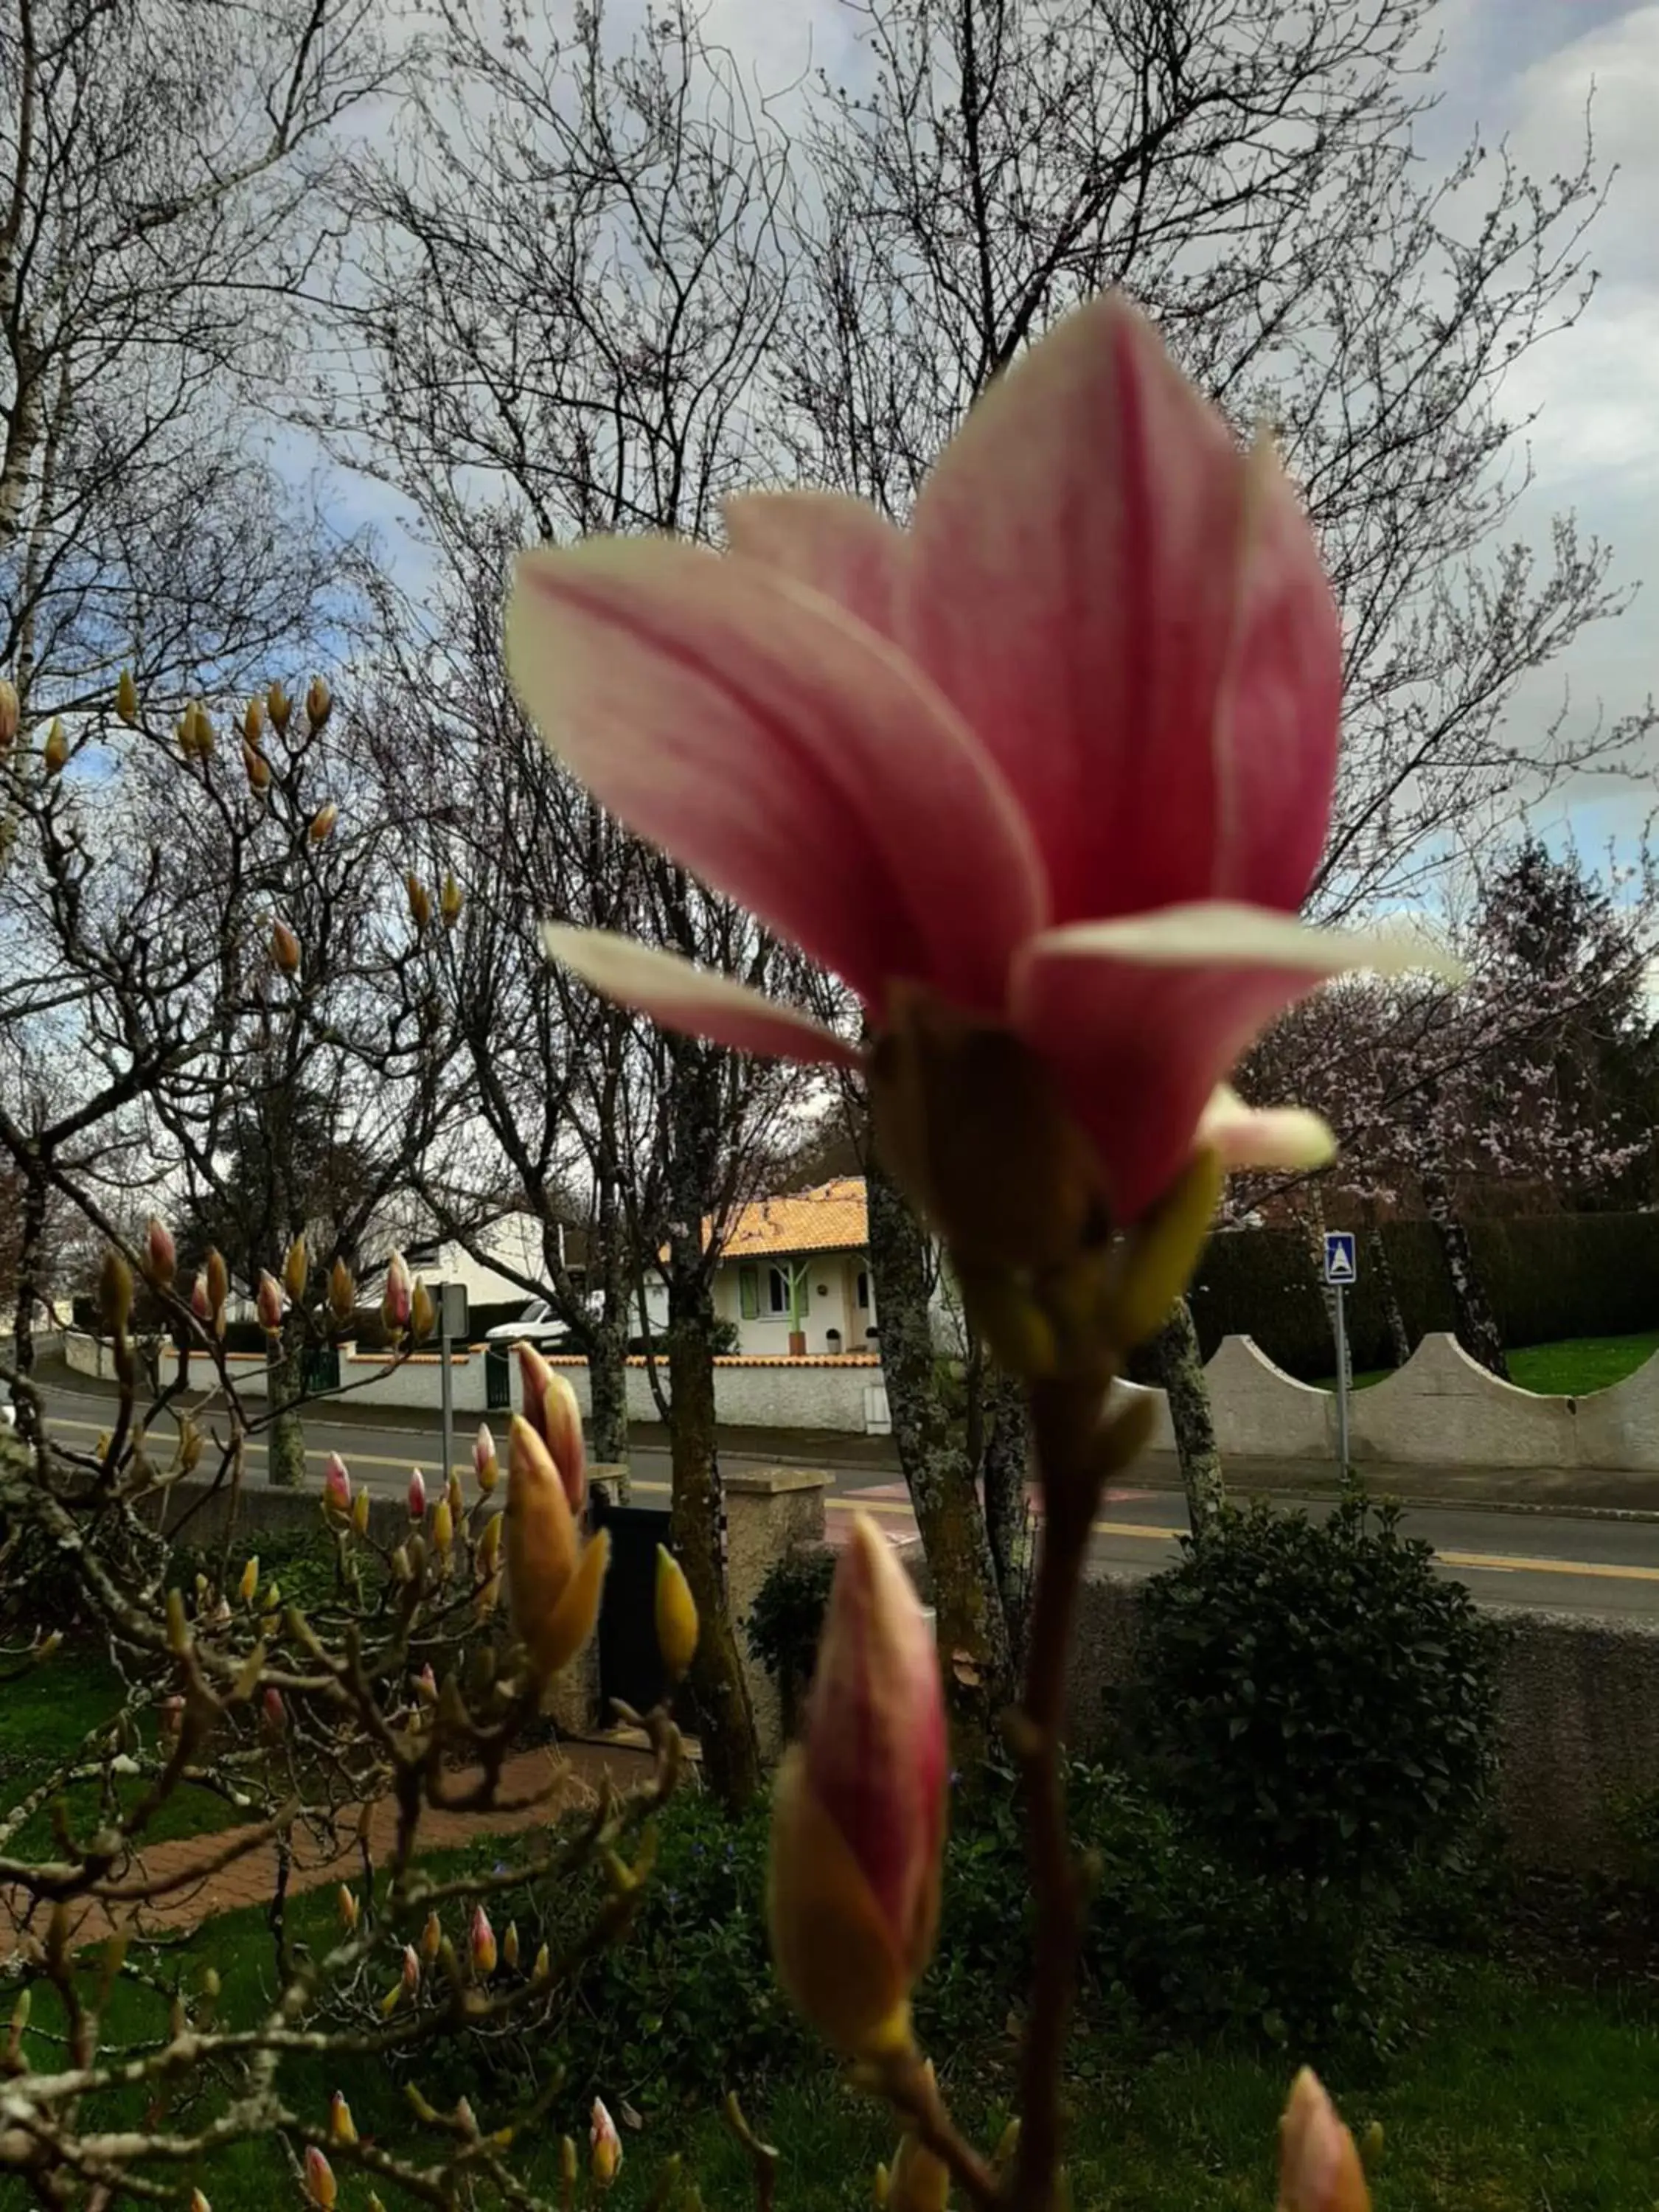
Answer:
[739,1265,759,1320]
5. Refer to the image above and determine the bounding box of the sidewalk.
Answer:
[0,1736,658,1958]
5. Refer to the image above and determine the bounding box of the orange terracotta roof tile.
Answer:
[721,1177,869,1259]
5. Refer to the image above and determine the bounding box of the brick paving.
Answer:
[0,1736,658,1959]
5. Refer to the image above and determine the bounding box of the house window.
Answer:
[738,1265,759,1320]
[856,1270,870,1310]
[767,1265,791,1315]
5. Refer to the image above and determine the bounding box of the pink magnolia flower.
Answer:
[321,1452,351,1517]
[473,1421,499,1495]
[382,1248,413,1331]
[1279,2069,1370,2212]
[407,1467,428,1520]
[590,2098,622,2188]
[256,1270,285,1334]
[145,1217,175,1286]
[507,292,1450,1224]
[470,1903,498,1978]
[768,1512,947,2053]
[304,2145,336,2210]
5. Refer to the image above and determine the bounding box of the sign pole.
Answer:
[439,1293,455,1495]
[1333,1281,1350,1475]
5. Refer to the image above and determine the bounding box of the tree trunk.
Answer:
[1363,1203,1411,1368]
[866,1151,1013,1754]
[979,1362,1034,1669]
[1128,1299,1225,1534]
[9,1166,47,1443]
[266,1330,307,1489]
[666,1267,760,1811]
[1419,1169,1509,1379]
[587,1315,630,1498]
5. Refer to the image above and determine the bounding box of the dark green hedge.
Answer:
[1189,1211,1659,1379]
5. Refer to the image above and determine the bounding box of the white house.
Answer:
[712,1178,877,1357]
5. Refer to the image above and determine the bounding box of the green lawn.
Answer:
[1316,1329,1659,1396]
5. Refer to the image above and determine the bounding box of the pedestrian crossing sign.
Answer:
[1324,1231,1357,1286]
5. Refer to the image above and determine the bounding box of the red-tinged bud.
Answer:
[243,737,270,793]
[420,1910,442,1963]
[470,1905,498,1978]
[408,1467,427,1519]
[321,1454,350,1519]
[655,1547,699,1681]
[262,1687,287,1736]
[591,2098,622,2188]
[256,1270,284,1335]
[145,1217,175,1287]
[381,1250,412,1332]
[328,2089,356,2146]
[768,1513,947,2057]
[505,1415,609,1686]
[272,919,301,975]
[455,2097,479,2139]
[402,1943,420,1994]
[328,1256,355,1324]
[1278,2070,1371,2212]
[267,681,292,735]
[473,1422,498,1495]
[502,1920,520,1972]
[516,1342,585,1512]
[284,1234,308,1304]
[43,717,69,775]
[116,670,138,728]
[304,2145,336,2209]
[309,802,338,844]
[337,1885,359,1933]
[305,675,332,729]
[410,1277,435,1343]
[440,873,463,926]
[406,872,432,931]
[415,1663,438,1704]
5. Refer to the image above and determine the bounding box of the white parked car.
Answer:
[484,1298,566,1344]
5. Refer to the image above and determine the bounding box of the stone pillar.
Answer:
[723,1468,830,1761]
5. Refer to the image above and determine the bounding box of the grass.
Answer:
[8,1882,1659,2212]
[1315,1328,1659,1397]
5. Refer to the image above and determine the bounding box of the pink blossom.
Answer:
[382,1249,413,1330]
[321,1453,351,1516]
[507,293,1450,1223]
[590,2098,622,2188]
[256,1270,284,1333]
[145,1218,175,1286]
[470,1904,497,1977]
[407,1467,427,1520]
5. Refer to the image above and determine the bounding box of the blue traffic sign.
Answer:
[1323,1231,1357,1287]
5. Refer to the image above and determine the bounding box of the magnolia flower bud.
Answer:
[407,1467,427,1519]
[473,1422,498,1495]
[243,695,265,745]
[431,1498,453,1557]
[272,919,301,975]
[440,873,463,926]
[655,1547,698,1681]
[502,1920,520,1972]
[415,1662,438,1703]
[515,1343,585,1512]
[351,1486,371,1536]
[560,2137,579,2188]
[116,669,138,727]
[304,2145,336,2208]
[886,2067,950,2212]
[43,717,69,776]
[533,1941,551,1983]
[309,802,338,843]
[98,1248,133,1335]
[284,1234,308,1304]
[406,872,431,931]
[477,1509,502,1576]
[381,1250,412,1332]
[322,1452,351,1517]
[237,1556,259,1606]
[410,1277,435,1343]
[402,1943,421,1995]
[159,1694,184,1740]
[454,2097,479,2140]
[329,2090,356,2146]
[445,1469,464,1525]
[189,700,217,757]
[420,1910,442,1963]
[470,1905,497,1978]
[768,1513,947,2056]
[305,675,332,729]
[1278,2070,1370,2212]
[146,1217,175,1287]
[591,2098,622,2188]
[262,1686,287,1736]
[206,1248,229,1335]
[336,1885,359,1933]
[256,1270,284,1335]
[329,1256,355,1324]
[243,737,270,792]
[190,1273,212,1324]
[190,2190,212,2212]
[505,1415,610,1686]
[267,681,292,735]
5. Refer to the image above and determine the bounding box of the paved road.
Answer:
[31,1380,1659,1618]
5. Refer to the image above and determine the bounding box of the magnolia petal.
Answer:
[1012,905,1453,1223]
[542,925,860,1067]
[722,490,911,641]
[509,538,1046,1015]
[1198,1086,1336,1172]
[900,295,1258,923]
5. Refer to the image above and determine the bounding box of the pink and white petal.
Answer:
[722,492,911,641]
[508,539,1044,1018]
[1197,1085,1335,1172]
[542,926,861,1067]
[1208,439,1343,910]
[900,294,1251,924]
[1012,905,1455,1222]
